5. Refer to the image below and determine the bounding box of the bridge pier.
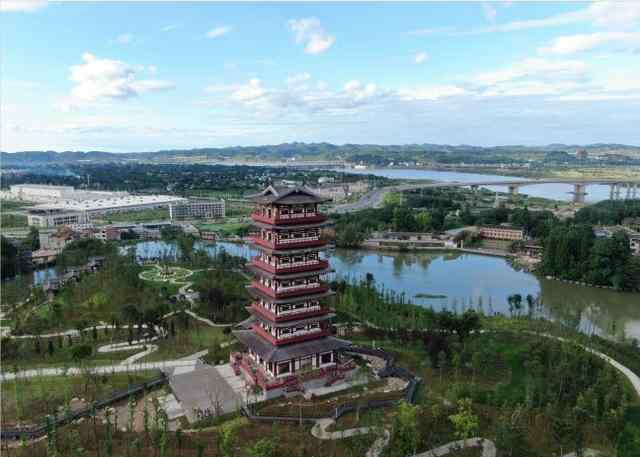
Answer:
[610,183,623,200]
[470,185,479,206]
[571,183,588,204]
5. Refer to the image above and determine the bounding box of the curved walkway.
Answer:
[312,418,390,457]
[97,338,160,365]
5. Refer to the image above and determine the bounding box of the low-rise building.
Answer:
[39,227,79,251]
[169,199,225,220]
[630,233,640,256]
[27,208,89,228]
[363,231,458,250]
[478,225,525,241]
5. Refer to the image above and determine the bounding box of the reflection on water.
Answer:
[18,240,640,341]
[348,168,613,203]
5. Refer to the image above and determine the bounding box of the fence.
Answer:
[241,345,422,423]
[1,374,167,441]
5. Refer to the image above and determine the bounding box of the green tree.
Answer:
[449,398,479,443]
[246,438,276,457]
[616,424,640,457]
[390,401,419,457]
[415,210,432,232]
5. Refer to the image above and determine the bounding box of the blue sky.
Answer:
[2,0,640,152]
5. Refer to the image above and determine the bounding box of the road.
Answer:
[331,177,640,214]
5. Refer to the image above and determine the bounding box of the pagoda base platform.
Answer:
[230,351,356,400]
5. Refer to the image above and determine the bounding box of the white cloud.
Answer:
[539,32,640,55]
[398,85,466,101]
[471,58,588,86]
[287,73,312,85]
[343,80,378,101]
[206,25,232,39]
[482,3,497,22]
[148,65,158,75]
[481,1,640,33]
[414,52,429,64]
[61,53,175,109]
[0,0,47,12]
[288,17,335,54]
[229,79,268,103]
[115,33,133,45]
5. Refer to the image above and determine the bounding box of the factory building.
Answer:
[169,199,225,220]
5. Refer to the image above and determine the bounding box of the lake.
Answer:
[126,241,640,341]
[347,168,614,203]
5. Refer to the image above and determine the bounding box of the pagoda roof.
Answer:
[233,330,350,362]
[247,263,333,280]
[244,312,335,328]
[247,285,335,304]
[247,185,331,205]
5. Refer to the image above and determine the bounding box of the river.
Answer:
[347,168,614,203]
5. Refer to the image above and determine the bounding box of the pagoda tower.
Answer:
[232,185,351,397]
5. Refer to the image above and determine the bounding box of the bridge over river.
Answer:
[333,178,640,213]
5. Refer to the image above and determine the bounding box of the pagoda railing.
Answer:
[252,280,328,298]
[251,236,326,250]
[251,212,327,225]
[251,303,327,322]
[251,324,330,345]
[252,257,328,274]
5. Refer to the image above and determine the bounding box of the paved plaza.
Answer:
[167,363,248,423]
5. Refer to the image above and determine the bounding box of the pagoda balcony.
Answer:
[252,257,329,275]
[252,280,329,298]
[250,303,329,322]
[251,212,327,226]
[251,324,331,346]
[251,235,327,250]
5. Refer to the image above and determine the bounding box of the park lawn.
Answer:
[345,329,624,456]
[140,319,232,362]
[93,208,169,224]
[0,213,28,228]
[1,330,142,370]
[15,416,377,457]
[0,200,34,212]
[1,370,161,425]
[195,221,251,236]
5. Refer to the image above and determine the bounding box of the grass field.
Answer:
[195,220,251,236]
[0,213,28,227]
[93,208,169,224]
[1,370,160,425]
[141,318,233,362]
[0,200,34,212]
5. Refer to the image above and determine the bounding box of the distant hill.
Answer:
[2,142,639,166]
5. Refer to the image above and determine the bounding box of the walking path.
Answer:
[311,418,390,457]
[97,339,160,365]
[0,359,199,382]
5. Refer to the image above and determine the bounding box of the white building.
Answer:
[34,194,186,215]
[27,208,89,228]
[8,184,128,203]
[629,233,640,256]
[169,199,225,220]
